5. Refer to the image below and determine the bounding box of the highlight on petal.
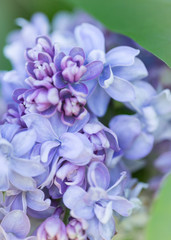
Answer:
[99,65,135,102]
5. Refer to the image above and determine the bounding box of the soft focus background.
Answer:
[0,0,171,239]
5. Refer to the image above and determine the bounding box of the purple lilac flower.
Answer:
[74,23,148,116]
[109,81,171,160]
[64,172,133,240]
[36,213,68,240]
[14,36,103,125]
[5,188,52,218]
[0,123,45,191]
[66,218,88,240]
[49,158,86,199]
[82,118,120,162]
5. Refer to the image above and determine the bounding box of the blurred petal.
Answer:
[125,131,154,160]
[99,217,115,240]
[75,23,105,54]
[109,115,141,150]
[111,196,133,216]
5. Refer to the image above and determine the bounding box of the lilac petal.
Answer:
[151,89,171,115]
[113,57,148,81]
[40,141,60,164]
[85,78,98,97]
[99,65,135,102]
[103,126,120,151]
[106,46,139,67]
[63,186,85,210]
[54,52,65,71]
[69,47,85,59]
[125,131,154,160]
[87,49,106,63]
[68,112,90,133]
[53,72,67,89]
[27,206,55,219]
[155,151,171,173]
[69,83,88,97]
[10,171,36,191]
[61,114,75,126]
[41,157,59,188]
[50,112,68,137]
[64,186,94,220]
[13,88,27,103]
[41,105,57,118]
[107,172,127,197]
[0,172,9,191]
[11,129,37,157]
[1,210,30,238]
[22,113,58,142]
[38,52,52,64]
[111,196,133,216]
[26,62,36,78]
[109,115,141,150]
[86,218,102,240]
[31,12,49,34]
[87,84,110,117]
[88,162,110,190]
[36,36,53,56]
[75,23,105,54]
[94,201,113,224]
[99,217,115,240]
[128,81,156,111]
[81,61,103,81]
[10,193,26,212]
[1,123,20,142]
[59,132,93,166]
[27,189,51,211]
[11,156,45,177]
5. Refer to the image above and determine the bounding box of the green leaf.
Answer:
[66,0,171,67]
[146,174,171,240]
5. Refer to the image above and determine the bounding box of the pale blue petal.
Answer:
[11,156,45,177]
[109,115,141,150]
[87,84,110,117]
[11,129,37,157]
[99,65,135,102]
[1,210,30,238]
[106,46,139,67]
[125,131,154,160]
[113,57,148,81]
[22,113,57,142]
[10,171,36,191]
[75,23,105,54]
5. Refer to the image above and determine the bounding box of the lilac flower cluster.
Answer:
[0,11,171,240]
